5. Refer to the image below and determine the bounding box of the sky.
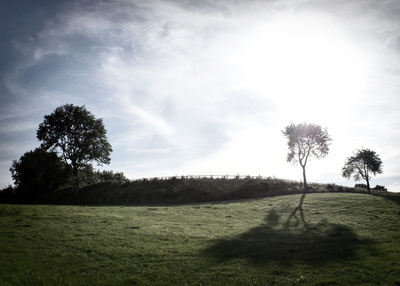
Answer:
[1,0,400,192]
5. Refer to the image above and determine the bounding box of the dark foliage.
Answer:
[65,165,129,187]
[37,104,112,190]
[3,174,389,205]
[0,185,16,203]
[355,183,368,189]
[374,185,387,191]
[36,176,373,205]
[94,169,129,183]
[9,148,70,203]
[354,184,386,192]
[342,148,383,193]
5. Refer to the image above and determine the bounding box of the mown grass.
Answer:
[1,193,400,285]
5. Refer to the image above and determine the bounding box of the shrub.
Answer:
[0,185,16,203]
[10,148,70,203]
[326,183,336,190]
[355,183,368,189]
[374,185,387,191]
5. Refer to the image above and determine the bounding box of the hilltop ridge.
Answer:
[40,176,389,205]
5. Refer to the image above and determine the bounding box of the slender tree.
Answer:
[37,104,112,192]
[342,148,383,193]
[282,122,332,191]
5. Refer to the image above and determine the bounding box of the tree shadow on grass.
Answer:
[381,194,400,206]
[204,194,376,265]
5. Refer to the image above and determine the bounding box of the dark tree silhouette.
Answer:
[342,148,383,193]
[0,185,16,203]
[37,104,112,192]
[10,148,69,203]
[282,122,332,191]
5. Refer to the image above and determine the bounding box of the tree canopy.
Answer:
[10,148,69,202]
[37,104,112,190]
[282,122,332,190]
[342,148,383,193]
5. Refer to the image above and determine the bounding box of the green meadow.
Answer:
[1,193,400,285]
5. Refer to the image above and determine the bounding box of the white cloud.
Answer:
[1,0,400,192]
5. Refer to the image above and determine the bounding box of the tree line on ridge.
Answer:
[0,104,386,204]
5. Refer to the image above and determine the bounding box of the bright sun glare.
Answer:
[235,13,368,122]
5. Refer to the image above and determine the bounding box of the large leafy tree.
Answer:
[37,104,113,191]
[282,122,332,191]
[10,148,69,203]
[342,148,383,193]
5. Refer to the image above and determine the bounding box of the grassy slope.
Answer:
[1,193,399,285]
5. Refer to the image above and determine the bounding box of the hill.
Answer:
[41,176,385,205]
[1,192,399,285]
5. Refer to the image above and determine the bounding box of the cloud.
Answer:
[1,0,400,192]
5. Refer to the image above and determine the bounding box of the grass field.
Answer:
[1,193,400,285]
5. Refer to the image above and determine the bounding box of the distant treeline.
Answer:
[0,167,128,204]
[0,175,390,205]
[3,105,389,205]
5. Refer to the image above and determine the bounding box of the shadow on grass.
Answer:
[381,193,400,206]
[204,194,376,265]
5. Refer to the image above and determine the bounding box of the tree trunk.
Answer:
[73,168,80,199]
[302,165,308,191]
[366,178,371,193]
[364,166,371,193]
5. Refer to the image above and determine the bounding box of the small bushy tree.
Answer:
[0,185,16,203]
[342,148,383,193]
[66,166,129,186]
[95,170,128,182]
[282,122,332,191]
[374,185,387,191]
[10,148,70,202]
